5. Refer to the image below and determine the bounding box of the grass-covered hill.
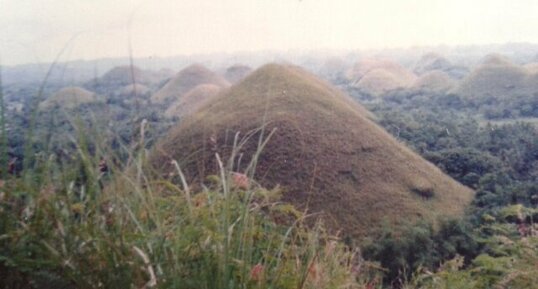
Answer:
[38,86,101,110]
[81,65,174,100]
[455,54,538,100]
[412,70,455,92]
[164,83,224,118]
[346,59,417,96]
[151,63,473,239]
[151,64,229,104]
[413,52,468,79]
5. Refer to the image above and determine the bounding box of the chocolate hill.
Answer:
[151,64,229,104]
[99,65,147,86]
[455,54,536,99]
[412,70,455,92]
[39,86,101,110]
[413,52,468,79]
[152,64,473,239]
[85,65,173,94]
[164,84,224,118]
[346,59,417,96]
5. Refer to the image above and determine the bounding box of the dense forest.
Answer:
[349,86,538,287]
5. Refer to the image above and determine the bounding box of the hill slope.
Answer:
[152,64,473,239]
[164,84,224,118]
[151,64,229,104]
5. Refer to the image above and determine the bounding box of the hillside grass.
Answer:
[0,118,378,289]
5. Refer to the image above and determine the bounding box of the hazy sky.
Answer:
[1,0,538,65]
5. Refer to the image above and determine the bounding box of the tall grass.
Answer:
[0,62,7,179]
[0,115,376,288]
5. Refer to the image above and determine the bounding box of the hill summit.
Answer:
[152,64,473,239]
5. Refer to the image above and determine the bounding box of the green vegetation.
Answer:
[0,119,375,289]
[345,79,538,288]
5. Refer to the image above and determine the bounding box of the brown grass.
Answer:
[151,63,473,240]
[151,64,229,104]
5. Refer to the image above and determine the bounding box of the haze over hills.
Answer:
[412,70,455,92]
[151,63,473,239]
[84,65,174,94]
[116,83,151,98]
[223,64,253,84]
[413,52,468,79]
[4,43,538,86]
[151,64,230,104]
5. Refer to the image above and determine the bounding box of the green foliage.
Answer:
[0,121,372,289]
[363,219,478,287]
[408,237,538,289]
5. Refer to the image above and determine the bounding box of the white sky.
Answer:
[1,0,538,65]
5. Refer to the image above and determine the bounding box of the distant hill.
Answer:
[164,84,224,118]
[151,63,473,239]
[85,65,174,94]
[346,59,417,96]
[151,64,229,104]
[39,86,101,110]
[223,64,253,84]
[454,54,537,99]
[412,70,455,92]
[413,52,468,79]
[100,66,148,86]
